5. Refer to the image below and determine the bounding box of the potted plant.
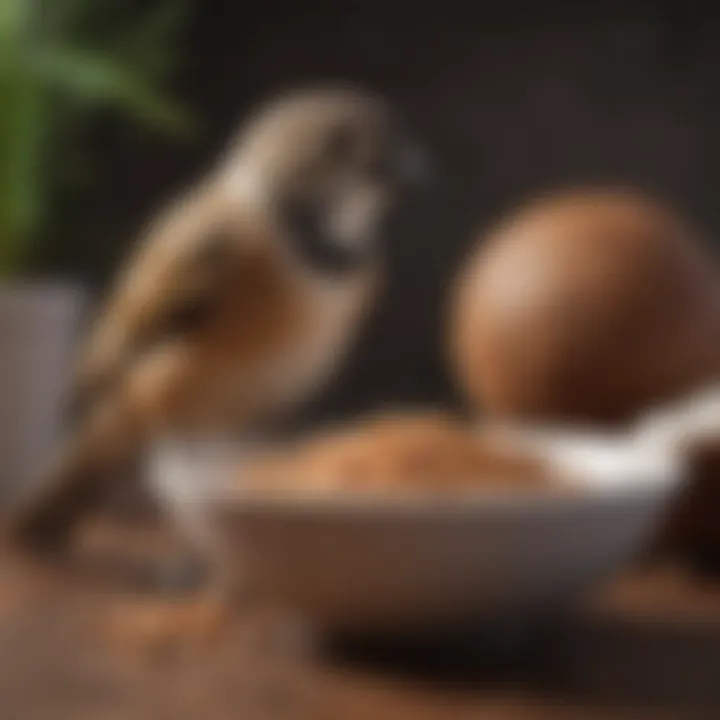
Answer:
[0,0,190,502]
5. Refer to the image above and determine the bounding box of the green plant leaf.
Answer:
[0,71,46,275]
[0,0,32,41]
[31,46,192,136]
[0,1,193,275]
[40,0,91,39]
[113,1,191,79]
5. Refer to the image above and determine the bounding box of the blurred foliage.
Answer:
[0,0,192,277]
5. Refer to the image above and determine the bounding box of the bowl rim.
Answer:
[202,478,679,518]
[149,423,685,517]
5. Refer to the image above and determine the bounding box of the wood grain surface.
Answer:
[0,521,717,720]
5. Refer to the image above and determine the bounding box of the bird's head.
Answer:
[221,86,429,273]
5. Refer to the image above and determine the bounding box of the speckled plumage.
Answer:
[8,88,422,550]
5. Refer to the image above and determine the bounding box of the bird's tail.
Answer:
[4,401,140,554]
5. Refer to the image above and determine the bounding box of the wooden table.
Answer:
[0,523,718,720]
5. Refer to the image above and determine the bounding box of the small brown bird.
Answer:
[8,87,427,553]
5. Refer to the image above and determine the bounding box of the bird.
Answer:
[6,86,428,558]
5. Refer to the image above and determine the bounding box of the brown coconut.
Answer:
[449,188,720,426]
[448,188,720,570]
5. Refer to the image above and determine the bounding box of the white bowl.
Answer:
[148,430,683,633]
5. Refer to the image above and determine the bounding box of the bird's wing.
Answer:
[6,186,282,549]
[73,185,261,415]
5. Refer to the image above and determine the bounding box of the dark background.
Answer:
[37,0,720,420]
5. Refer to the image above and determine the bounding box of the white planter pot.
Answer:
[0,283,84,504]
